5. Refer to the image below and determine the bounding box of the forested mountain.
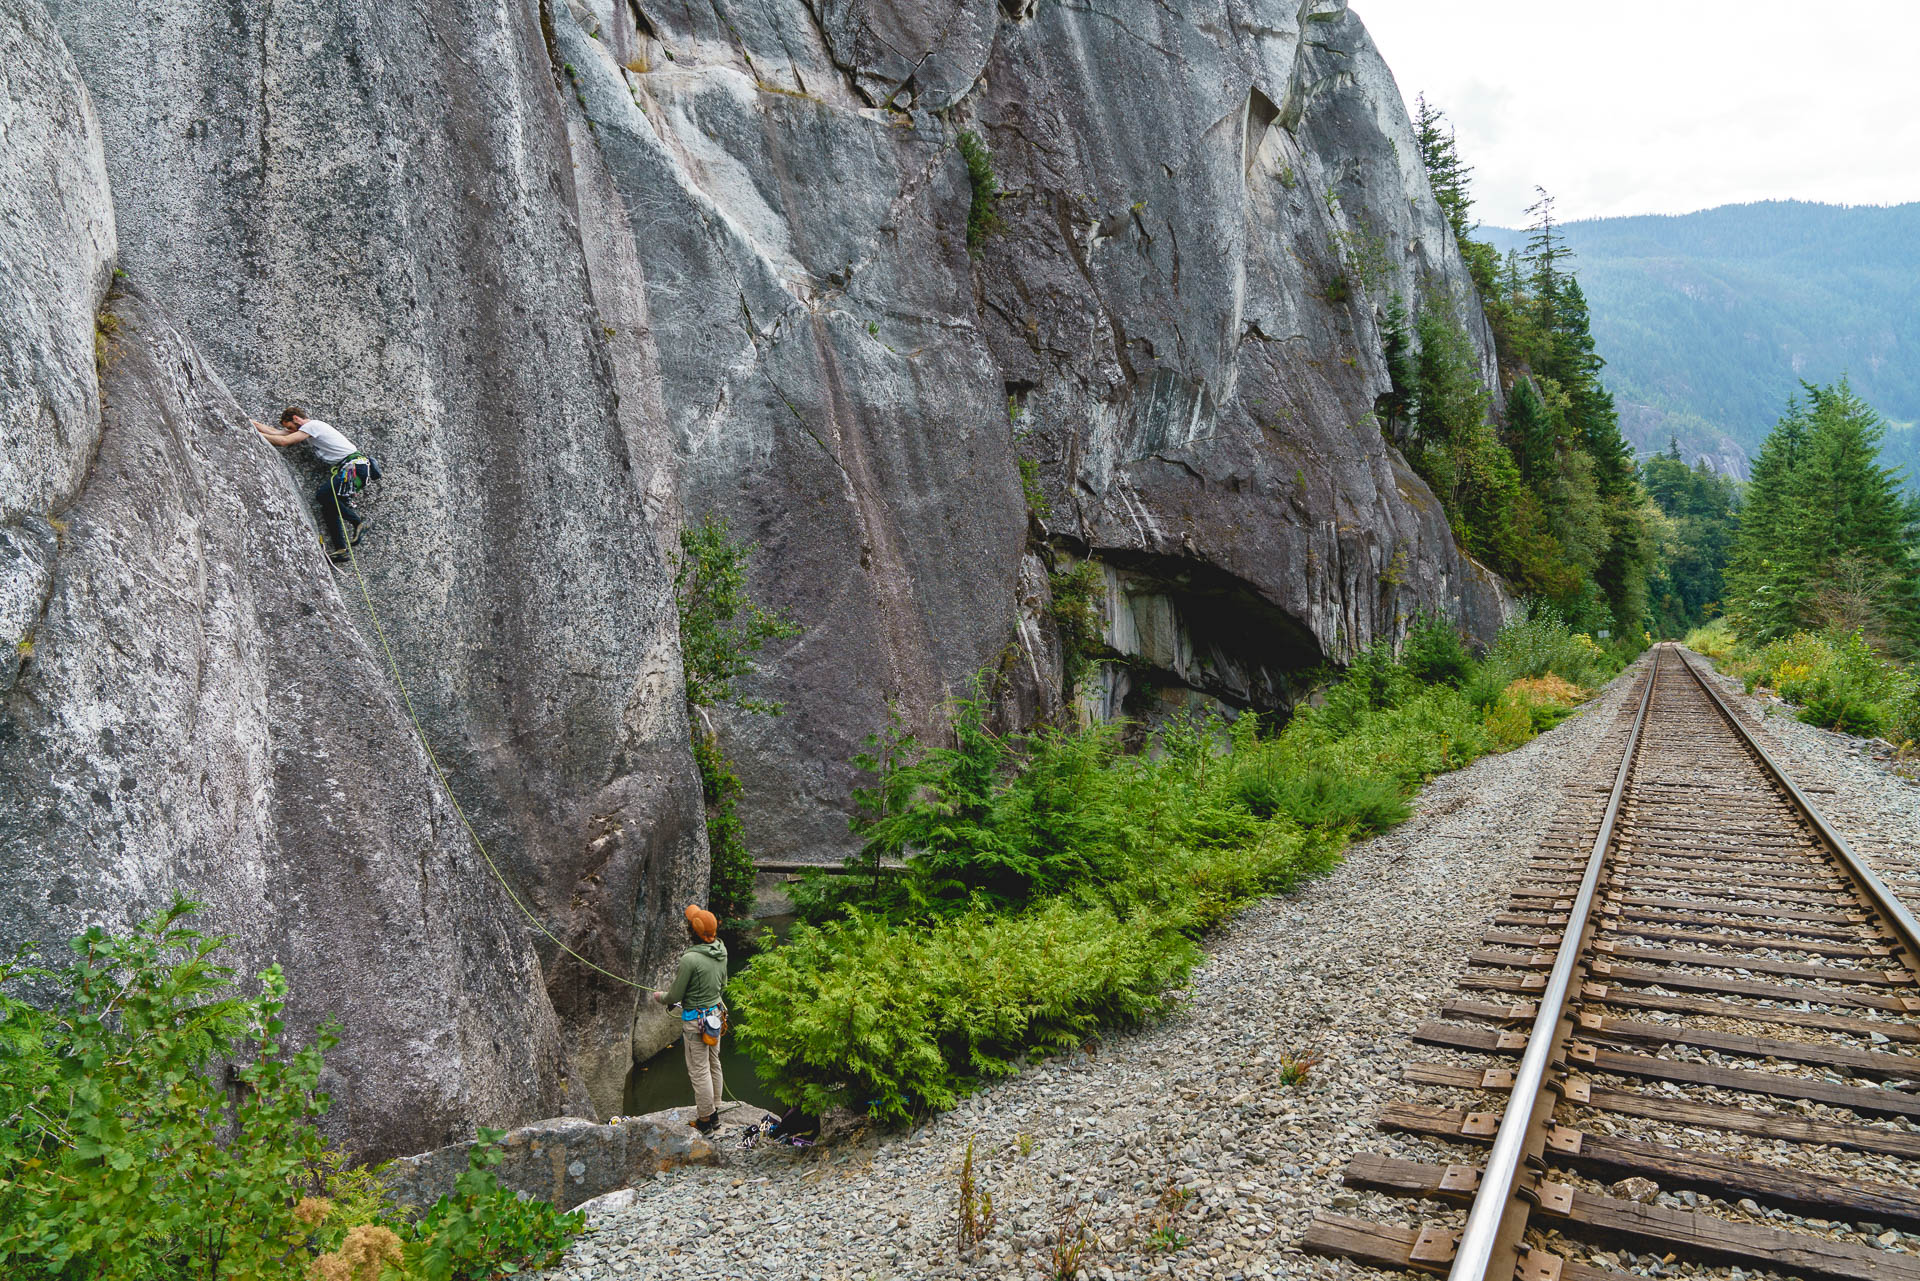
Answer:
[1483,202,1920,485]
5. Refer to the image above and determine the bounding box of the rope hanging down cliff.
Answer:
[326,490,648,993]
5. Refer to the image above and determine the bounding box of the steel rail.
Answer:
[1676,648,1920,966]
[1447,649,1662,1281]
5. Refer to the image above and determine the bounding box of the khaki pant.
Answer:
[682,1023,725,1119]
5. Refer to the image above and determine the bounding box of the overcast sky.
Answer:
[1352,1,1920,229]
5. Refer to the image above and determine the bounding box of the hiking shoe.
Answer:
[692,1113,719,1136]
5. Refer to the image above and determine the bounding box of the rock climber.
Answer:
[250,407,380,561]
[649,904,730,1136]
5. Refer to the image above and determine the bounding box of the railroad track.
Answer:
[1304,643,1920,1281]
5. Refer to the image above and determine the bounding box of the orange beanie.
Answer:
[684,903,718,942]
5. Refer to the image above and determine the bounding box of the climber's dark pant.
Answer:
[314,457,378,552]
[315,478,362,551]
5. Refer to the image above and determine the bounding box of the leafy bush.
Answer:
[1703,626,1920,743]
[1401,611,1475,687]
[0,902,582,1280]
[402,1132,582,1281]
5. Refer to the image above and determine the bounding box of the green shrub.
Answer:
[1402,611,1475,687]
[738,618,1587,1121]
[1047,560,1107,695]
[0,903,583,1280]
[734,901,1196,1123]
[1481,602,1619,690]
[957,131,1002,256]
[1713,626,1920,743]
[405,1131,583,1280]
[1228,763,1409,834]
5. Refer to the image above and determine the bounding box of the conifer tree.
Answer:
[1726,381,1916,648]
[1504,377,1556,484]
[1379,295,1417,434]
[1413,95,1474,242]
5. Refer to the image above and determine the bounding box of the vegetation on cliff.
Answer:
[1405,107,1657,640]
[733,612,1622,1122]
[673,516,800,934]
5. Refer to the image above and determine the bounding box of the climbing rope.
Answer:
[328,484,755,1114]
[327,488,648,992]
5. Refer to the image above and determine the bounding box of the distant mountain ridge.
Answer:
[1483,201,1920,485]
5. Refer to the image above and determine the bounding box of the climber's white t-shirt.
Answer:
[299,419,359,464]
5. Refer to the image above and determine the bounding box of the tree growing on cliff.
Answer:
[674,516,800,931]
[1414,94,1474,242]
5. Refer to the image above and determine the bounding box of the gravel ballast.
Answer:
[535,654,1917,1281]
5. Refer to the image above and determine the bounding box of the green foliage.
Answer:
[1641,440,1739,636]
[693,730,757,929]
[737,611,1621,1122]
[1018,456,1050,520]
[957,131,1002,256]
[1377,296,1416,434]
[0,900,332,1278]
[735,899,1198,1123]
[1414,94,1474,242]
[1475,601,1619,692]
[1724,381,1918,652]
[406,1130,583,1281]
[1047,559,1107,694]
[0,904,581,1281]
[674,514,799,714]
[1692,624,1920,745]
[1332,226,1390,296]
[674,515,800,929]
[1401,610,1475,686]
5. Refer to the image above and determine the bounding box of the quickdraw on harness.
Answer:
[330,452,376,497]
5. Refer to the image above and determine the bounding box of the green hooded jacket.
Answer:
[662,939,728,1011]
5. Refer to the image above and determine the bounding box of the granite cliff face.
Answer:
[560,0,1510,859]
[3,0,1508,1153]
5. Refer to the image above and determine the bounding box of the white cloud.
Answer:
[1351,0,1920,226]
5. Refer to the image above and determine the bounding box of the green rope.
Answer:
[327,485,648,992]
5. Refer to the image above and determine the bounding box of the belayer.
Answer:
[649,904,729,1135]
[251,407,380,562]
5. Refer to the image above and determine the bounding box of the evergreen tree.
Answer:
[1504,376,1556,484]
[1725,396,1812,640]
[1413,95,1475,242]
[1727,381,1916,648]
[1378,295,1417,435]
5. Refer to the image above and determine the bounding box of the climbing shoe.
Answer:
[691,1113,719,1136]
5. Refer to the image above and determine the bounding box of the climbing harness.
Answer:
[329,452,377,497]
[682,1003,728,1046]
